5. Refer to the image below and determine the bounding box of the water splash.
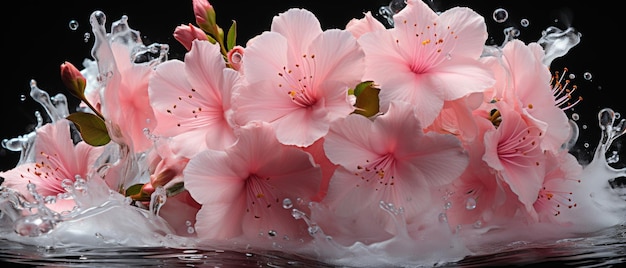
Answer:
[538,26,582,66]
[378,0,408,27]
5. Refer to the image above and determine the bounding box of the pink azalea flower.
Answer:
[0,120,103,212]
[357,0,494,127]
[149,40,239,158]
[532,149,582,223]
[482,39,571,152]
[233,8,364,147]
[345,11,386,39]
[103,42,159,153]
[443,114,520,227]
[321,101,469,236]
[482,101,547,216]
[184,121,322,241]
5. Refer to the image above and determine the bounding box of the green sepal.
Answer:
[66,80,87,102]
[166,182,185,197]
[352,81,380,117]
[66,112,111,146]
[207,34,218,45]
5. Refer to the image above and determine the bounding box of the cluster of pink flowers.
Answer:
[1,0,583,246]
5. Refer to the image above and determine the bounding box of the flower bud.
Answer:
[227,45,245,71]
[193,0,217,35]
[174,23,209,51]
[60,61,87,95]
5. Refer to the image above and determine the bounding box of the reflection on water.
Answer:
[1,224,624,267]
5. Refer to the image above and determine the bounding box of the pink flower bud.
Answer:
[193,0,216,34]
[60,61,87,94]
[174,23,209,51]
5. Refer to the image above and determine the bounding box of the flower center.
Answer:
[24,151,67,193]
[396,20,454,74]
[354,154,396,191]
[277,54,318,107]
[244,174,280,219]
[498,125,542,167]
[536,185,578,216]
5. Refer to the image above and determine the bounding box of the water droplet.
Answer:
[245,253,253,257]
[44,196,56,204]
[308,224,320,235]
[569,73,576,79]
[473,220,483,228]
[268,230,277,237]
[465,197,477,210]
[26,183,37,193]
[582,124,588,130]
[187,226,195,234]
[83,32,91,43]
[388,0,407,13]
[1,136,29,152]
[583,72,592,80]
[493,8,509,23]
[19,95,27,101]
[95,232,104,239]
[504,27,520,38]
[583,142,590,148]
[185,220,192,226]
[607,151,620,164]
[282,198,293,209]
[14,215,56,237]
[378,6,395,27]
[444,201,452,210]
[68,20,79,31]
[572,113,579,121]
[438,212,448,223]
[291,209,305,220]
[520,19,529,27]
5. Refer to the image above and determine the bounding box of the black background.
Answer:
[2,1,620,171]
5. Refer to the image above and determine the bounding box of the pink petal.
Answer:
[270,8,323,54]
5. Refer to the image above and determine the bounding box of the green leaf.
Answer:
[66,112,111,146]
[125,183,144,197]
[226,20,237,51]
[353,81,380,117]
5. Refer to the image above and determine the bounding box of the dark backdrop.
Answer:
[2,1,619,171]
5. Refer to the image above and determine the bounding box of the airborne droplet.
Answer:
[68,20,79,31]
[520,19,530,27]
[493,8,508,23]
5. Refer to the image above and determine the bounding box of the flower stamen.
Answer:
[551,68,582,111]
[278,54,318,107]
